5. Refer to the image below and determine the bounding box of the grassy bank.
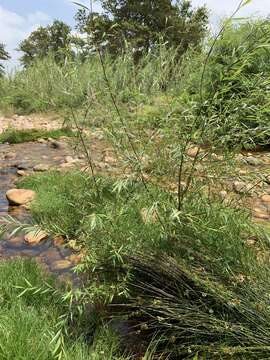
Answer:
[17,170,270,358]
[0,128,74,144]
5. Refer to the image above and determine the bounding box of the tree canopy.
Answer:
[19,20,74,67]
[0,44,10,76]
[75,0,208,59]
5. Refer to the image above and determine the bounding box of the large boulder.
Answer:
[6,189,36,206]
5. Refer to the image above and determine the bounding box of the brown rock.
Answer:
[33,164,50,172]
[68,254,83,265]
[53,235,65,247]
[24,230,48,245]
[50,140,64,150]
[233,181,248,194]
[6,189,36,206]
[4,152,16,160]
[65,156,75,163]
[261,195,270,204]
[51,259,72,271]
[245,156,262,166]
[9,235,23,247]
[17,170,28,177]
[186,146,200,158]
[252,207,269,220]
[219,190,228,200]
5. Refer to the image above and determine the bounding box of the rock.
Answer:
[60,162,74,170]
[233,181,249,194]
[6,189,36,206]
[246,238,256,247]
[104,155,117,164]
[50,140,63,150]
[17,170,27,177]
[245,156,262,166]
[33,164,49,172]
[261,195,270,203]
[219,190,228,200]
[239,170,248,176]
[4,152,16,160]
[45,248,61,262]
[65,156,75,163]
[68,254,83,265]
[9,235,23,247]
[37,138,47,144]
[253,208,269,220]
[53,235,65,247]
[186,146,200,158]
[24,230,48,245]
[51,259,72,271]
[17,163,31,170]
[211,153,223,161]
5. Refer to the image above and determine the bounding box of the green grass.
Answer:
[17,170,270,358]
[0,127,75,144]
[0,258,130,360]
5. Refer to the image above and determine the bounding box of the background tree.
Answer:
[19,20,74,67]
[0,44,10,76]
[75,0,208,60]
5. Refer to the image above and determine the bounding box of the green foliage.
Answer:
[0,259,130,360]
[0,43,10,76]
[0,127,74,144]
[199,20,270,147]
[75,0,208,60]
[19,20,75,67]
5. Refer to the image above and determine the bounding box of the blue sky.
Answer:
[1,0,269,69]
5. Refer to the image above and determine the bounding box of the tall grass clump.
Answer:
[0,258,134,360]
[197,20,270,148]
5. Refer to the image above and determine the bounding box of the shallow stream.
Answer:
[0,141,79,281]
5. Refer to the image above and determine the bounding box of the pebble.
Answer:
[233,181,249,194]
[17,170,28,177]
[24,230,48,245]
[8,236,23,247]
[65,156,75,163]
[51,260,72,271]
[219,190,228,200]
[53,235,65,247]
[261,195,270,203]
[33,164,50,172]
[50,140,64,150]
[4,152,16,160]
[245,156,262,166]
[253,209,269,220]
[17,163,31,170]
[186,146,200,158]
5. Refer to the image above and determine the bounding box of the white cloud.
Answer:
[0,5,50,71]
[192,0,270,17]
[192,0,270,29]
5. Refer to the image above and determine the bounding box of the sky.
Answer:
[1,0,270,70]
